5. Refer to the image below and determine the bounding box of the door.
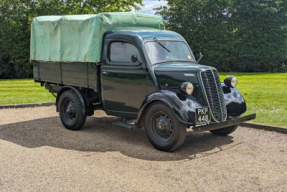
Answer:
[101,40,148,119]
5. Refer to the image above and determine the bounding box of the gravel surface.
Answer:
[0,106,287,191]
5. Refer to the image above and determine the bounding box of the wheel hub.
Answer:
[156,116,171,136]
[66,101,76,118]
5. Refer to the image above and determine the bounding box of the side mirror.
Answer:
[131,55,139,63]
[131,55,145,68]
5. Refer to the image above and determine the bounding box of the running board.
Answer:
[112,118,137,130]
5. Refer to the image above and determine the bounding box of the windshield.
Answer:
[145,41,195,65]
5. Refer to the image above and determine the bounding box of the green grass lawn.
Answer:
[219,73,287,127]
[0,73,286,127]
[0,79,55,105]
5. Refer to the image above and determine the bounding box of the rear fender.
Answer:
[56,86,86,115]
[135,90,203,126]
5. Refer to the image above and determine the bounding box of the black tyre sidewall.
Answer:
[144,103,186,152]
[59,90,86,130]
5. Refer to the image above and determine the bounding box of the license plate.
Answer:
[195,107,211,124]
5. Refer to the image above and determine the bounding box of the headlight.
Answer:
[224,76,238,88]
[180,82,194,95]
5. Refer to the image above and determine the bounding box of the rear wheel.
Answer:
[144,102,186,152]
[59,90,86,130]
[210,125,238,136]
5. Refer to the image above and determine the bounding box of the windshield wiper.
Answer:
[153,37,170,53]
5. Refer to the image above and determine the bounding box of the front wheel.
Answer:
[210,125,238,136]
[144,102,186,152]
[59,90,87,130]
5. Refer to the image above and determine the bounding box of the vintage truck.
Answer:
[31,12,256,151]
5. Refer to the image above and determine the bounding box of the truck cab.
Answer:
[32,13,255,151]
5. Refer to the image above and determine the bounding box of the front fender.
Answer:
[221,83,247,116]
[136,90,203,126]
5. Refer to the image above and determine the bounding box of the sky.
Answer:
[132,0,168,15]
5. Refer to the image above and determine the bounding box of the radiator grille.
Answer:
[201,70,227,122]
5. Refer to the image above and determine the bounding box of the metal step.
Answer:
[112,118,137,130]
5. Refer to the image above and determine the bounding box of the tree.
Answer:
[0,0,143,78]
[228,0,287,72]
[156,0,287,72]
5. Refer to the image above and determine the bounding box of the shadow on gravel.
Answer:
[0,116,234,161]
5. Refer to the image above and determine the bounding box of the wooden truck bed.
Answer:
[33,61,100,92]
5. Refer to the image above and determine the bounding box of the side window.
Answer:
[109,42,141,63]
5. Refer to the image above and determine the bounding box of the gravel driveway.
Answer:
[0,106,286,191]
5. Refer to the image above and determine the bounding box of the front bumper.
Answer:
[192,114,256,133]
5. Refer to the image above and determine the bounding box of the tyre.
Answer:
[59,90,87,130]
[210,125,238,136]
[144,102,186,152]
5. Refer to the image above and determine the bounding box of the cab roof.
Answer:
[105,28,186,42]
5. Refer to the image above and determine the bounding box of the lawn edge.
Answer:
[1,102,286,134]
[242,122,287,134]
[0,102,55,109]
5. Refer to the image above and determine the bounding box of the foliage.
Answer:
[156,0,287,72]
[0,0,143,79]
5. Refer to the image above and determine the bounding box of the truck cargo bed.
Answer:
[33,61,100,92]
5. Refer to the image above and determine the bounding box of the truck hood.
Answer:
[154,62,216,73]
[153,62,216,92]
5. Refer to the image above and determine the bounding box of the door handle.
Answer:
[102,71,109,74]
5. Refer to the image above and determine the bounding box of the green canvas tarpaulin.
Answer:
[30,12,165,63]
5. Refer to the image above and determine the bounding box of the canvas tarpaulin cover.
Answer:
[30,12,165,63]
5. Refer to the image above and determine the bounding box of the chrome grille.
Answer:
[201,69,227,122]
